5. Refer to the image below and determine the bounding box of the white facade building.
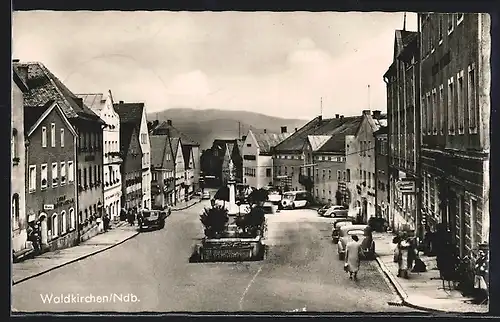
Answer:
[77,91,122,223]
[139,107,151,209]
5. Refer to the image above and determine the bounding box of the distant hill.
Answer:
[147,108,308,149]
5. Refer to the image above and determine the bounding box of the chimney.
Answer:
[264,129,267,133]
[340,115,344,119]
[318,115,322,122]
[167,119,172,126]
[362,109,371,115]
[119,100,124,104]
[281,126,287,133]
[372,110,382,119]
[335,114,339,119]
[295,127,298,132]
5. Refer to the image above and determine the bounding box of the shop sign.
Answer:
[44,204,54,210]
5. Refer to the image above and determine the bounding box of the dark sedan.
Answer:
[139,210,168,231]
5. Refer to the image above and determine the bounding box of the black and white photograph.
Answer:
[11,10,491,314]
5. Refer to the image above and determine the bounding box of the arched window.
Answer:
[61,210,67,234]
[12,128,18,162]
[69,208,75,230]
[12,193,19,229]
[51,213,58,238]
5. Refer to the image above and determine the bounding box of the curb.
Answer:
[12,231,140,286]
[172,200,202,212]
[374,254,449,314]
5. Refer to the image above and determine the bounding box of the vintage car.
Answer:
[324,205,348,218]
[317,204,331,216]
[281,191,311,209]
[337,224,375,260]
[331,218,356,244]
[139,210,168,231]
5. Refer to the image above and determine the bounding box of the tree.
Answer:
[247,188,269,208]
[200,205,229,238]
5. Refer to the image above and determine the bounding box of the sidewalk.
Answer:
[374,232,488,313]
[12,221,139,285]
[171,198,201,211]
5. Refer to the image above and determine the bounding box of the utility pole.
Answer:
[320,97,323,117]
[403,12,407,31]
[238,121,241,139]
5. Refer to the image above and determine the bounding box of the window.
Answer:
[29,165,36,192]
[457,13,464,25]
[329,170,332,179]
[284,167,288,175]
[52,162,58,187]
[60,162,66,185]
[439,84,445,134]
[468,64,477,133]
[337,170,341,180]
[368,172,371,188]
[51,213,58,238]
[42,126,47,147]
[367,141,371,157]
[448,13,454,34]
[432,89,437,134]
[12,129,18,161]
[83,168,87,187]
[457,71,465,134]
[69,208,75,230]
[316,169,319,178]
[41,164,48,189]
[12,194,19,229]
[51,123,56,147]
[363,170,366,182]
[438,14,443,44]
[346,169,351,182]
[266,168,271,177]
[68,161,74,182]
[322,169,325,178]
[60,129,65,147]
[246,143,251,147]
[426,93,432,134]
[448,77,455,134]
[422,94,427,133]
[470,198,478,248]
[61,210,67,234]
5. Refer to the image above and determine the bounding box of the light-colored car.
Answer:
[281,191,311,209]
[331,218,355,244]
[337,224,375,260]
[202,192,211,200]
[324,205,348,218]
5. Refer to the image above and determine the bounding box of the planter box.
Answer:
[199,236,263,262]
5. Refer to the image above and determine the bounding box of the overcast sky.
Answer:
[13,11,417,120]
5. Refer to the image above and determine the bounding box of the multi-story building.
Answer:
[77,91,122,223]
[242,129,290,189]
[150,120,200,192]
[115,104,143,211]
[171,137,186,203]
[344,111,386,223]
[374,124,390,224]
[12,64,30,260]
[182,145,196,196]
[18,61,105,243]
[24,101,79,251]
[150,134,175,209]
[419,13,491,255]
[383,29,421,234]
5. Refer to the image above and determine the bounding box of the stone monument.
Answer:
[226,159,239,215]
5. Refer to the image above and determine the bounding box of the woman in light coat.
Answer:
[345,235,363,280]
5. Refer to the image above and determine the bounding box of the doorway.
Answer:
[39,213,48,246]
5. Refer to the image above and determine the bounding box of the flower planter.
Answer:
[198,236,264,262]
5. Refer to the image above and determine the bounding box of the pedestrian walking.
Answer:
[103,213,110,231]
[127,209,135,226]
[345,234,363,280]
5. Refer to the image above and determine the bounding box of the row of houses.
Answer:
[384,13,490,257]
[11,61,200,261]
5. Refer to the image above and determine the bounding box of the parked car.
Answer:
[202,192,211,200]
[281,190,311,209]
[324,205,348,218]
[331,218,355,244]
[139,210,167,231]
[317,204,331,216]
[267,190,282,205]
[336,224,375,260]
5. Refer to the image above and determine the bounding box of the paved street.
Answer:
[12,202,418,313]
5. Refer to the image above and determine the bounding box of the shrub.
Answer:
[235,206,265,237]
[200,205,229,238]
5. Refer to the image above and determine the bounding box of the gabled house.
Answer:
[170,137,186,204]
[24,100,79,252]
[150,134,175,209]
[345,110,387,223]
[182,145,196,196]
[77,91,122,223]
[115,104,143,212]
[242,129,290,189]
[150,119,200,192]
[16,61,105,243]
[12,64,30,260]
[210,139,243,185]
